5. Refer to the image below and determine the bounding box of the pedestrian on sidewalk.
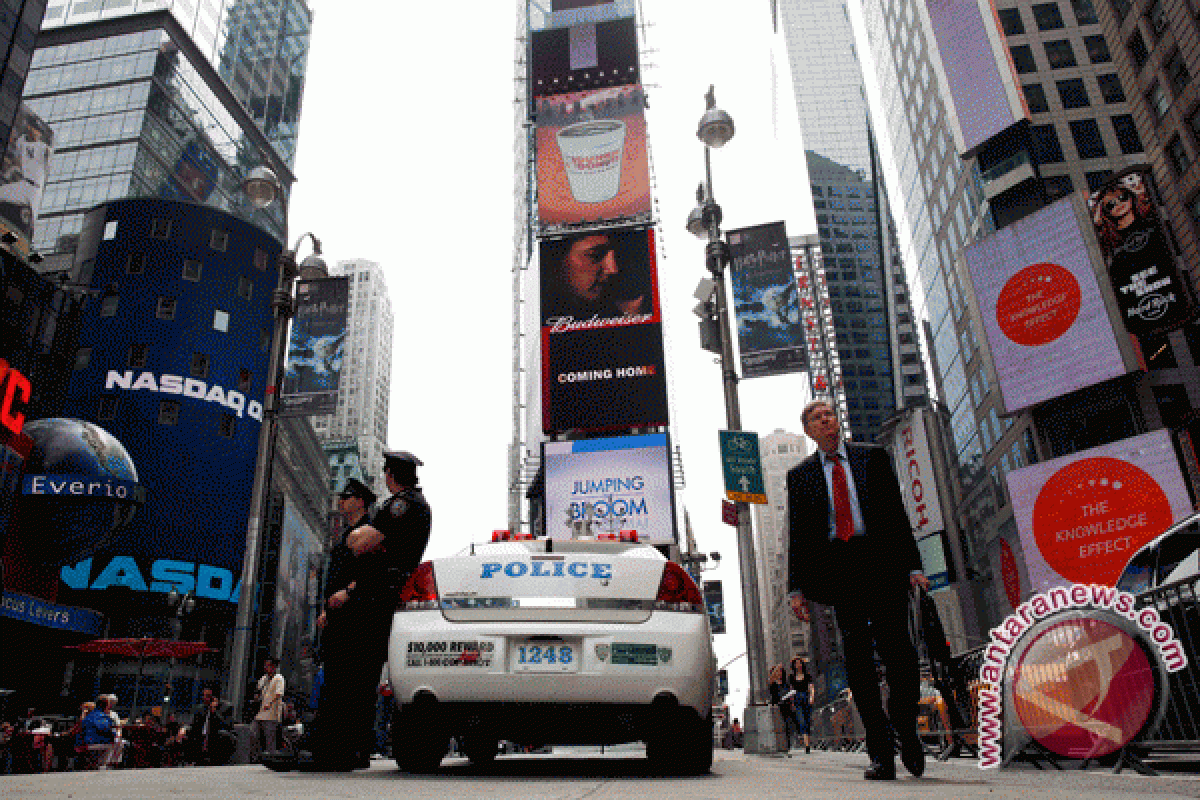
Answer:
[787,399,930,781]
[768,664,800,753]
[252,657,286,758]
[789,657,815,754]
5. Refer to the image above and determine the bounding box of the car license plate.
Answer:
[511,639,578,673]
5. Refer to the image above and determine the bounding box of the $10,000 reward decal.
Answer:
[406,639,496,668]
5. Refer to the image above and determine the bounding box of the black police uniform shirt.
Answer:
[324,511,370,611]
[353,485,432,604]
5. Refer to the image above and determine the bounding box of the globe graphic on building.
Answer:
[20,418,143,567]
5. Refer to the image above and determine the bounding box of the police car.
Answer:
[386,532,715,774]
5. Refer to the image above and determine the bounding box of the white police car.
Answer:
[386,533,715,774]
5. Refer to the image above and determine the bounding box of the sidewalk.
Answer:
[717,747,1200,798]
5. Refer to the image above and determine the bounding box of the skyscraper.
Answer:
[311,258,393,500]
[777,0,929,444]
[0,1,49,152]
[22,0,311,258]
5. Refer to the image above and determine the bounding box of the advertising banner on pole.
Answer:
[964,196,1131,413]
[542,432,675,544]
[282,276,349,416]
[727,221,807,378]
[889,408,944,537]
[1086,167,1196,337]
[0,104,54,258]
[704,580,726,634]
[540,227,667,433]
[535,85,651,228]
[1005,428,1192,593]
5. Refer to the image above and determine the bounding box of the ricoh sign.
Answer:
[105,370,262,420]
[890,408,943,537]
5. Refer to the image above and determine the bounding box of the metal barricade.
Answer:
[811,691,865,751]
[1139,576,1200,750]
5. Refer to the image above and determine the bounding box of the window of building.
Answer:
[1084,35,1111,63]
[213,309,229,332]
[1057,78,1091,108]
[237,275,253,300]
[1097,73,1126,103]
[253,247,269,271]
[1168,135,1192,174]
[1024,83,1050,112]
[999,8,1025,34]
[209,229,229,251]
[1033,2,1066,29]
[1086,170,1114,190]
[1044,39,1077,68]
[1166,51,1191,94]
[74,347,91,370]
[1148,81,1171,119]
[190,352,210,379]
[1147,0,1169,36]
[150,218,172,239]
[259,329,270,353]
[1031,123,1066,162]
[1128,30,1150,69]
[218,413,236,438]
[1010,45,1037,73]
[100,293,118,317]
[1110,0,1132,19]
[1071,0,1099,23]
[158,400,181,425]
[238,368,252,391]
[128,344,148,368]
[1190,193,1200,232]
[155,296,176,320]
[1069,119,1108,157]
[126,252,145,275]
[1112,114,1145,153]
[97,395,117,421]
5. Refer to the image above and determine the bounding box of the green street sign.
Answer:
[718,430,766,504]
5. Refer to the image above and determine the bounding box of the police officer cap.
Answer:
[382,450,423,468]
[338,478,376,505]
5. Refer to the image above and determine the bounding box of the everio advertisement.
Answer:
[1005,428,1192,593]
[535,84,651,228]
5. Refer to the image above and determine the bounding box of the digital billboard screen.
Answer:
[530,0,635,32]
[1086,167,1196,337]
[964,197,1129,413]
[924,0,1027,153]
[0,104,53,257]
[282,276,349,416]
[535,85,651,228]
[530,15,638,97]
[543,432,675,544]
[727,221,807,378]
[540,227,668,433]
[1006,429,1192,592]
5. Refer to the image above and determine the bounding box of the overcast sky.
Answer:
[286,0,841,712]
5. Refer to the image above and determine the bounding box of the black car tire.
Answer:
[392,704,448,774]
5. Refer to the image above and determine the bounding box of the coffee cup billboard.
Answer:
[1005,429,1192,593]
[536,85,651,227]
[965,197,1129,413]
[1087,168,1196,337]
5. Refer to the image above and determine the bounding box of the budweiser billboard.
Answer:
[965,197,1130,413]
[1005,429,1192,592]
[889,408,943,537]
[1086,167,1196,337]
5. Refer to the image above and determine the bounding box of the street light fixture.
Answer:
[226,164,327,716]
[687,86,780,755]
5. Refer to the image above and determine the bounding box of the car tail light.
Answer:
[654,561,704,613]
[619,530,639,543]
[398,561,438,610]
[597,533,617,541]
[513,532,534,541]
[492,530,511,542]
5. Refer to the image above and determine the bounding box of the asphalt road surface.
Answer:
[4,747,1200,799]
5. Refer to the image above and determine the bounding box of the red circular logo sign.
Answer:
[1000,539,1021,610]
[1013,618,1156,758]
[1032,457,1173,586]
[996,263,1082,346]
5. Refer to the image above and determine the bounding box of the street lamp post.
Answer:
[226,166,327,716]
[163,589,196,716]
[688,86,782,755]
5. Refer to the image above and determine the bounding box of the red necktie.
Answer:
[831,453,854,542]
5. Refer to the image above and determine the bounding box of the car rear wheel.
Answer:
[646,710,713,775]
[462,735,499,766]
[392,703,448,774]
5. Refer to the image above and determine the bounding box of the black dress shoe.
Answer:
[864,759,896,780]
[899,731,926,777]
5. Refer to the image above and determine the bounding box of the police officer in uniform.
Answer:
[267,453,432,772]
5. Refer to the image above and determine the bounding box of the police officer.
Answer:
[269,453,431,772]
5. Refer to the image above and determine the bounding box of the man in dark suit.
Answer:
[787,399,929,780]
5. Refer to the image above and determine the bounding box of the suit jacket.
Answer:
[786,442,921,606]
